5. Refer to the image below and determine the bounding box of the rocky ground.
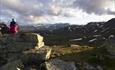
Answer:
[0,33,115,70]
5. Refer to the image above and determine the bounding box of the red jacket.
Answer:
[10,23,18,34]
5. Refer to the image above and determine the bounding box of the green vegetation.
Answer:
[49,45,115,70]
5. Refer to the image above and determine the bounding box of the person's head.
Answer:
[11,18,16,22]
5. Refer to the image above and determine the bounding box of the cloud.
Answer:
[1,0,44,16]
[0,0,115,25]
[73,0,115,15]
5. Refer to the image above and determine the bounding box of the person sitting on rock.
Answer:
[9,18,19,36]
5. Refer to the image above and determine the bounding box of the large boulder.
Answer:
[22,47,52,61]
[45,59,77,70]
[0,46,52,70]
[21,47,52,69]
[18,33,44,49]
[0,33,45,51]
[0,33,56,70]
[19,33,43,43]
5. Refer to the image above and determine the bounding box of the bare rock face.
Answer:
[45,59,77,70]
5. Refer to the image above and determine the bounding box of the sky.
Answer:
[0,0,115,25]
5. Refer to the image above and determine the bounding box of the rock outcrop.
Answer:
[0,33,49,70]
[0,33,44,51]
[0,33,78,70]
[18,33,44,49]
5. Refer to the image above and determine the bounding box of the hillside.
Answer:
[36,18,115,46]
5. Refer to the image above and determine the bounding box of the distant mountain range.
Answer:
[18,23,70,32]
[16,18,115,46]
[35,18,115,46]
[34,23,70,30]
[0,18,115,46]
